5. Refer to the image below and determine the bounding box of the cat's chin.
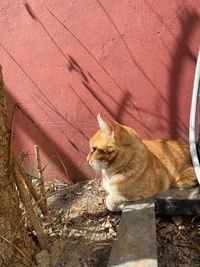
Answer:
[89,161,102,172]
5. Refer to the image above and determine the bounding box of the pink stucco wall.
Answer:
[1,0,200,181]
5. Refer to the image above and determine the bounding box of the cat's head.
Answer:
[87,114,134,172]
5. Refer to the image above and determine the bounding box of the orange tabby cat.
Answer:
[87,114,197,211]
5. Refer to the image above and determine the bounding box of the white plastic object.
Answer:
[189,47,200,184]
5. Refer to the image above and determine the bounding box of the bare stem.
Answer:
[35,145,46,204]
[13,165,49,251]
[14,153,51,222]
[10,183,79,249]
[15,104,70,180]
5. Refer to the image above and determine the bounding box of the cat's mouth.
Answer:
[89,160,101,171]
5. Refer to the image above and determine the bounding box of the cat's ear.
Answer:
[97,113,119,140]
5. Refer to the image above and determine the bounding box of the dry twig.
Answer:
[10,183,79,252]
[13,165,49,251]
[8,103,72,256]
[8,104,17,163]
[13,104,69,180]
[35,145,47,204]
[14,154,51,222]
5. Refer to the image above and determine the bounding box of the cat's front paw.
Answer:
[106,195,122,212]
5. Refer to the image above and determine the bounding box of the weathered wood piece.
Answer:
[155,186,200,215]
[108,200,158,267]
[108,186,200,267]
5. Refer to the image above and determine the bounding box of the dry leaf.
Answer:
[70,233,81,239]
[72,206,84,211]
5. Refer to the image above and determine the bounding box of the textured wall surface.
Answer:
[1,0,200,181]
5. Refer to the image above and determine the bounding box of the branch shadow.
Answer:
[45,5,129,99]
[95,0,197,141]
[5,88,86,180]
[67,54,156,133]
[95,0,171,108]
[23,2,134,129]
[24,1,180,137]
[168,8,199,140]
[19,1,198,182]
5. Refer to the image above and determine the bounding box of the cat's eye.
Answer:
[92,147,97,152]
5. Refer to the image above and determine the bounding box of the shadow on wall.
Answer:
[67,54,177,140]
[0,14,147,182]
[5,88,86,181]
[4,1,197,182]
[67,54,155,135]
[21,3,199,140]
[146,1,199,142]
[168,8,199,140]
[23,1,159,135]
[98,0,199,143]
[23,0,194,142]
[1,36,93,179]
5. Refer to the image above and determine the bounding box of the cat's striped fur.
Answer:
[87,114,197,211]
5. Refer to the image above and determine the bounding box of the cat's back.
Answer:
[143,139,192,176]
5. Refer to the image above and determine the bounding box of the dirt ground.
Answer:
[32,179,200,267]
[157,215,200,267]
[36,179,120,267]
